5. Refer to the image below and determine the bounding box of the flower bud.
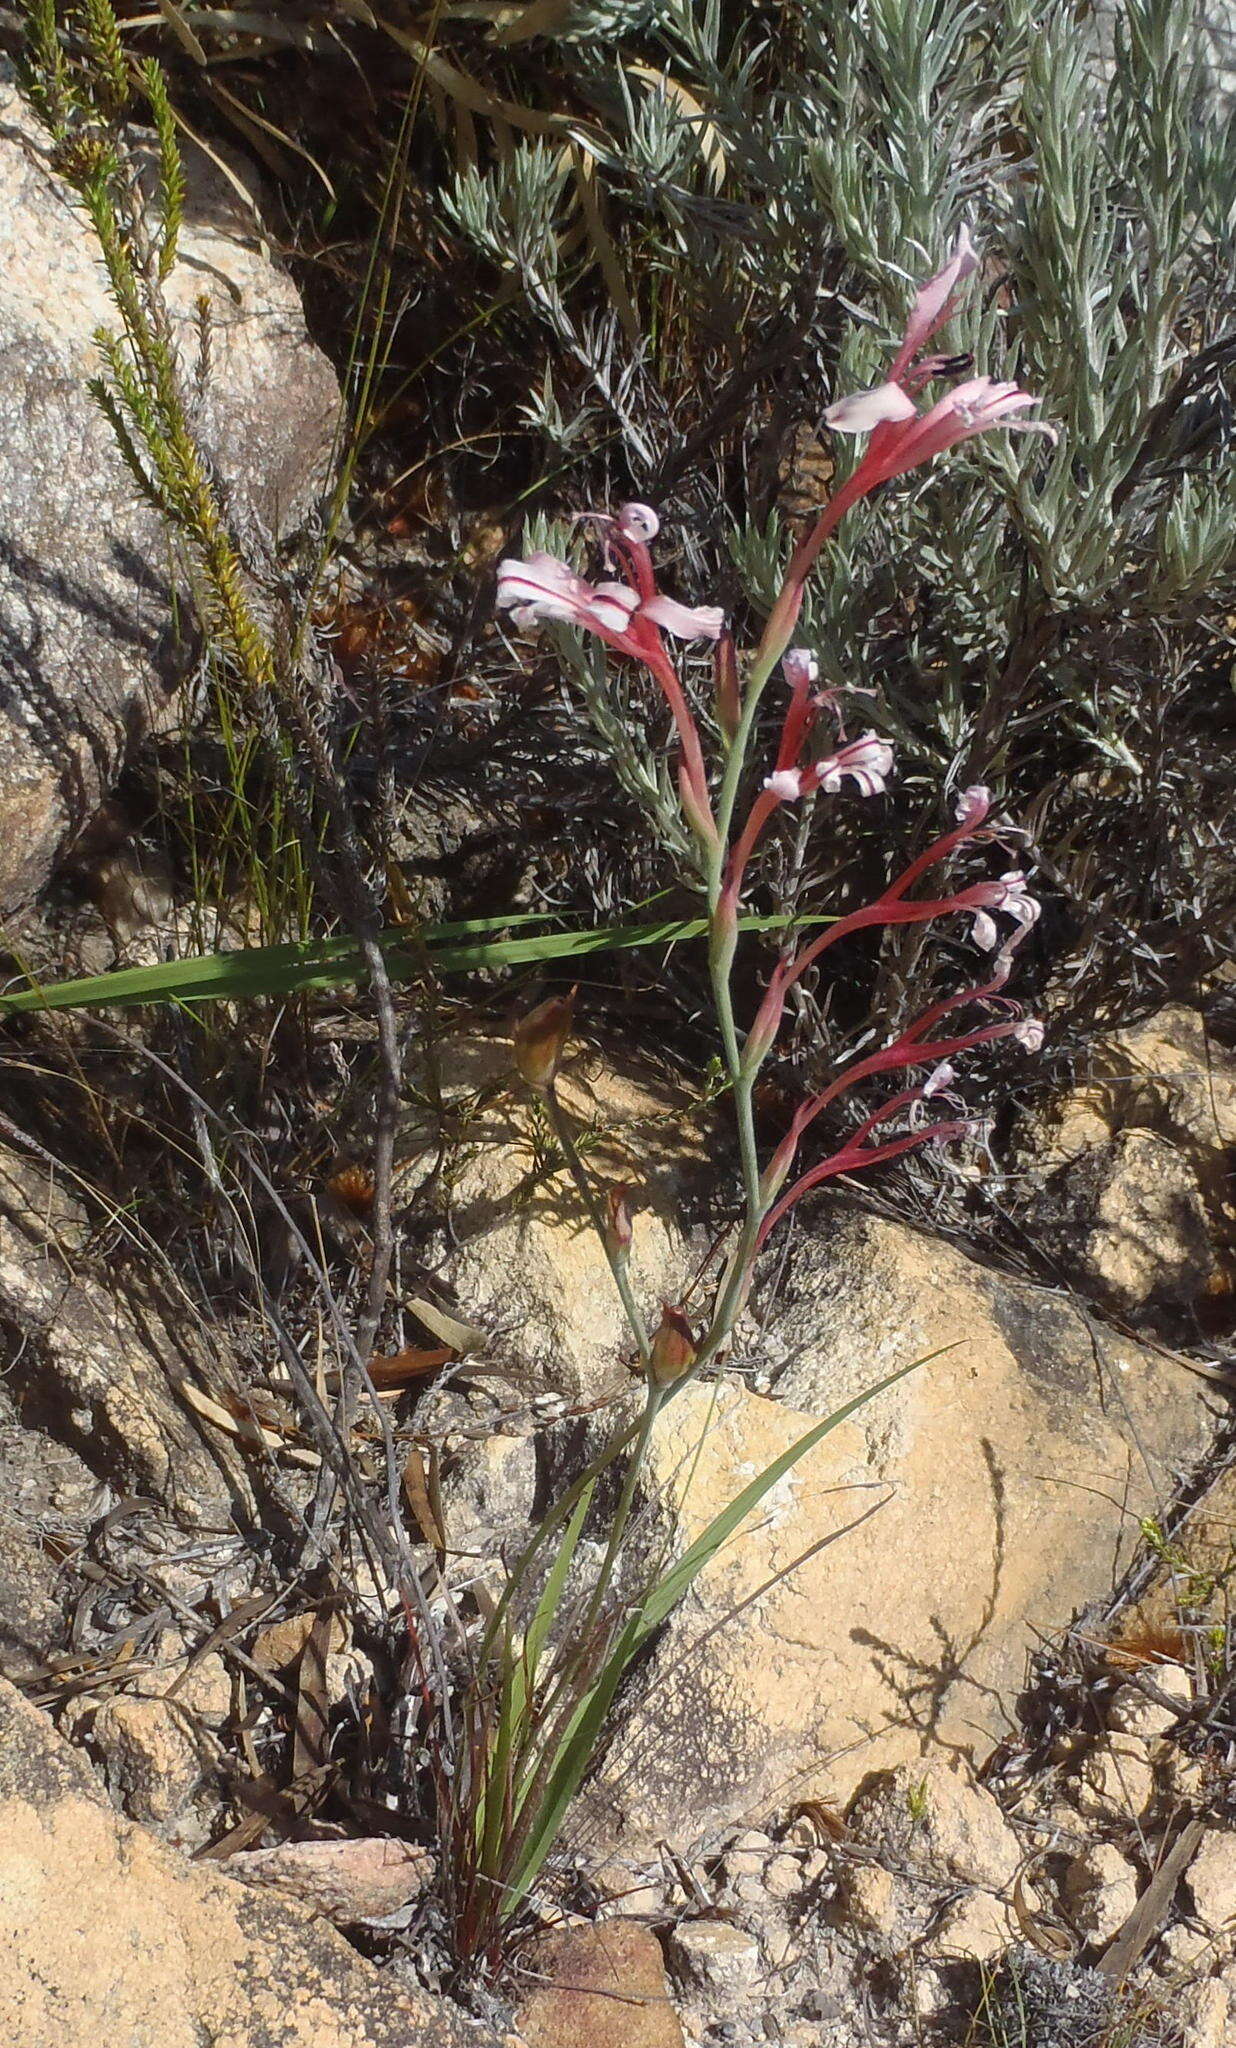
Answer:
[649,1303,697,1388]
[512,988,576,1093]
[605,1185,634,1263]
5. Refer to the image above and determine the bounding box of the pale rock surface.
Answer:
[928,1887,1015,1961]
[226,1838,434,1928]
[0,74,339,913]
[846,1759,1021,1891]
[0,1677,494,2048]
[841,1861,903,1940]
[1159,1920,1217,1972]
[0,1382,98,1682]
[1063,1841,1139,1944]
[1187,1831,1236,1934]
[586,1215,1216,1845]
[400,1036,702,1399]
[763,1851,805,1901]
[1182,1979,1231,2048]
[0,1144,232,1505]
[1042,1129,1215,1312]
[1073,1733,1156,1822]
[1047,1006,1236,1183]
[514,1921,684,2048]
[1107,1663,1193,1739]
[663,1919,763,2014]
[89,1692,204,1827]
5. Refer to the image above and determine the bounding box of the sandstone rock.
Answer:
[841,1861,902,1939]
[846,1759,1021,1891]
[0,1386,98,1681]
[929,1888,1014,1962]
[718,1827,775,1883]
[1107,1663,1193,1739]
[1158,1921,1216,1972]
[226,1838,433,1928]
[585,1214,1216,1847]
[438,1426,539,1554]
[1187,1832,1236,1934]
[252,1610,349,1674]
[663,1919,762,2013]
[0,1677,493,2048]
[90,1693,204,1827]
[1073,1734,1156,1821]
[763,1852,804,1902]
[1063,1842,1139,1945]
[514,1922,684,2048]
[1182,1978,1230,2048]
[0,1145,231,1506]
[0,75,339,914]
[402,1037,701,1399]
[1078,1007,1236,1180]
[1041,1131,1215,1313]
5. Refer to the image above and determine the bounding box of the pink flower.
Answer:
[821,232,1055,486]
[761,233,1053,661]
[641,593,726,640]
[763,769,805,801]
[824,382,919,434]
[967,871,1039,953]
[782,648,820,688]
[922,1061,957,1098]
[496,508,723,844]
[890,225,981,379]
[955,785,992,825]
[615,501,660,542]
[817,733,894,798]
[497,552,722,645]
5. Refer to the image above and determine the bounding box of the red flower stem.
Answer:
[757,1121,970,1247]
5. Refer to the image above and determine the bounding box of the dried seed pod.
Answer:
[649,1303,696,1387]
[512,988,576,1093]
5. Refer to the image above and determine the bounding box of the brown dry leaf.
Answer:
[225,1836,433,1925]
[292,1606,337,1796]
[155,0,208,64]
[368,1344,453,1390]
[252,1609,346,1675]
[486,0,577,44]
[405,1294,487,1354]
[180,1382,319,1467]
[402,1442,447,1556]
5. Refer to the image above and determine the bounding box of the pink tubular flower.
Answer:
[497,506,724,844]
[818,733,895,797]
[967,871,1039,953]
[759,232,1054,658]
[496,552,722,646]
[821,229,1055,487]
[763,769,805,801]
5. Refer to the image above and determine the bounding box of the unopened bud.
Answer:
[649,1303,696,1388]
[512,988,576,1092]
[605,1185,634,1262]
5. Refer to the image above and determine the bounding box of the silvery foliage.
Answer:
[445,0,1233,927]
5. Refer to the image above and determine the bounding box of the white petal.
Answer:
[641,594,725,641]
[616,501,661,542]
[823,381,918,434]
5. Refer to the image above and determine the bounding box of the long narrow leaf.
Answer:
[0,911,832,1018]
[501,1348,953,1914]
